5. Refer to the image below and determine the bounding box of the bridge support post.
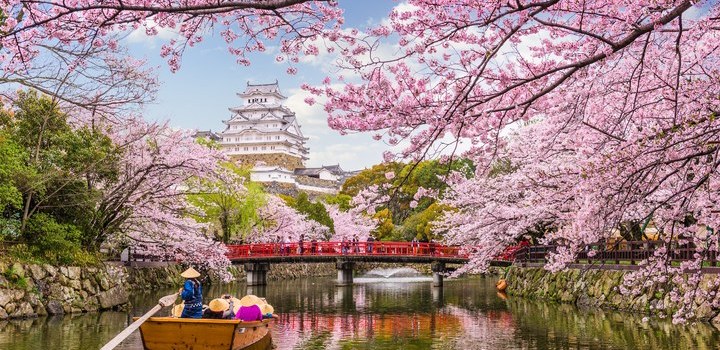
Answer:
[336,260,355,286]
[431,261,445,287]
[244,262,270,286]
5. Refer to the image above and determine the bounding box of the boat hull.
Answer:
[135,317,273,350]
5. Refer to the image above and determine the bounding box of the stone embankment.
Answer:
[0,261,434,320]
[505,267,720,324]
[0,262,129,320]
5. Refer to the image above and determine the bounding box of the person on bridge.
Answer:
[178,267,203,318]
[366,236,374,254]
[341,237,349,255]
[352,235,359,253]
[411,237,419,255]
[280,237,288,256]
[311,238,318,254]
[298,234,305,255]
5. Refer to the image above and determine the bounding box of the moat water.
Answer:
[1,275,719,349]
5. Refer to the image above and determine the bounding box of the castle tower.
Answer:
[219,81,309,170]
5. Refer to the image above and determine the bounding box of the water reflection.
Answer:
[0,277,718,350]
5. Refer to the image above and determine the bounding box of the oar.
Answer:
[99,293,179,350]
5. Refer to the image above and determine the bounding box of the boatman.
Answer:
[178,267,203,318]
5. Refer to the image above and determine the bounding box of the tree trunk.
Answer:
[20,115,49,234]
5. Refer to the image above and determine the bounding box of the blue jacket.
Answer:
[180,279,203,318]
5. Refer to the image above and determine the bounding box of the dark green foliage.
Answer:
[23,213,83,264]
[340,159,473,241]
[284,192,334,236]
[322,193,352,212]
[0,90,119,264]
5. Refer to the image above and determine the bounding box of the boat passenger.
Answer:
[178,267,203,319]
[236,295,264,322]
[203,298,234,319]
[260,303,274,319]
[236,304,263,321]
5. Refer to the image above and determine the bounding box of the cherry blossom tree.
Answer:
[4,0,720,321]
[246,195,328,243]
[327,204,375,241]
[94,117,231,272]
[0,1,342,74]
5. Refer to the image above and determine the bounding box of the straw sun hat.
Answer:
[238,294,264,307]
[260,303,274,315]
[208,298,230,313]
[180,267,201,279]
[239,294,274,315]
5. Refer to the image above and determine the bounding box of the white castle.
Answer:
[195,81,352,194]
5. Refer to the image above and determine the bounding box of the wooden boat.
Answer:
[134,316,275,350]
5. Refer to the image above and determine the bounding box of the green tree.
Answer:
[398,203,449,241]
[0,132,25,214]
[372,208,395,241]
[0,90,119,256]
[283,192,334,237]
[187,162,266,243]
[321,193,352,212]
[341,159,474,235]
[0,132,27,240]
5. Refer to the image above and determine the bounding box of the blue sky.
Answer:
[125,2,399,171]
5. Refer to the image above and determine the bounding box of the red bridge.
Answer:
[225,241,513,288]
[226,241,469,264]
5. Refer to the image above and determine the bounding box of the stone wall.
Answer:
[505,267,720,323]
[262,181,299,197]
[230,153,303,170]
[126,262,431,287]
[295,175,337,188]
[0,261,439,320]
[0,262,129,320]
[261,182,334,199]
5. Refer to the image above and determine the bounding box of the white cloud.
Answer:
[307,140,385,170]
[284,87,330,129]
[126,19,181,48]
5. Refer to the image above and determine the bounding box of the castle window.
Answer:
[261,146,267,150]
[267,136,271,140]
[276,136,280,140]
[271,146,275,150]
[253,147,257,151]
[244,147,248,151]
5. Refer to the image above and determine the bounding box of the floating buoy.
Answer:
[496,279,507,292]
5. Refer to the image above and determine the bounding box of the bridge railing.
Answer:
[226,241,466,259]
[514,240,720,266]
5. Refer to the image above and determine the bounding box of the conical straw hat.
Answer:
[180,267,200,279]
[208,298,230,312]
[260,303,274,315]
[239,294,263,307]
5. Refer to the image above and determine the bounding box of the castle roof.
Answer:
[239,81,286,98]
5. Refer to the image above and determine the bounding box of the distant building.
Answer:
[192,130,221,142]
[194,81,353,194]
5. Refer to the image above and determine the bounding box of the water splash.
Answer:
[360,267,423,278]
